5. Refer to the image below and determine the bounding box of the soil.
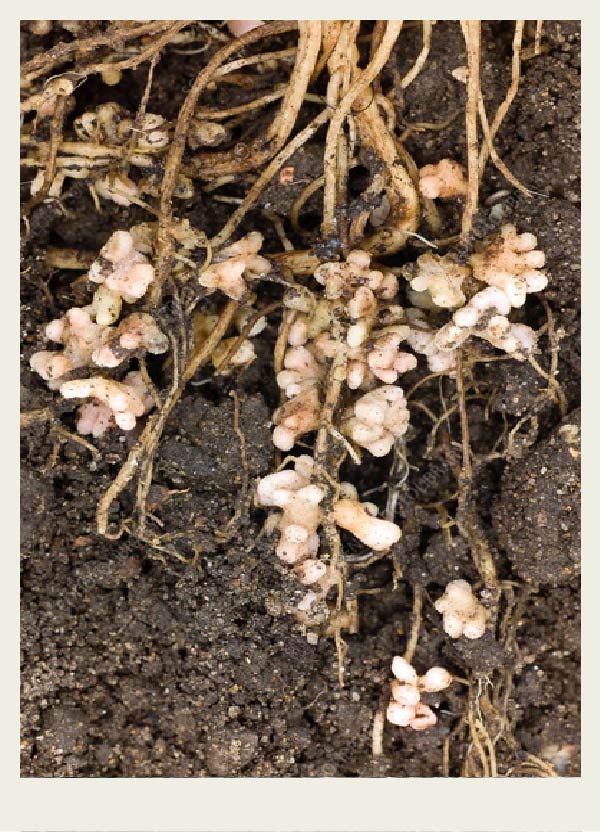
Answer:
[20,20,580,777]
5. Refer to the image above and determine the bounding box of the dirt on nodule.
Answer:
[20,20,580,777]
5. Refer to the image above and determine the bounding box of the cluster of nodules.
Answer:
[385,580,486,732]
[257,456,400,613]
[30,230,168,436]
[274,249,414,456]
[30,100,193,204]
[29,90,246,202]
[261,227,546,453]
[434,579,487,639]
[199,232,272,301]
[403,224,548,372]
[386,657,453,731]
[198,232,548,616]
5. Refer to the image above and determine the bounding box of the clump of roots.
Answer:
[21,19,566,772]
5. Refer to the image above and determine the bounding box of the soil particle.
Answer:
[258,144,324,216]
[38,705,89,758]
[20,469,55,555]
[509,53,580,205]
[490,360,552,419]
[422,533,474,585]
[492,408,580,584]
[158,392,272,491]
[447,632,510,675]
[514,196,581,310]
[204,727,259,776]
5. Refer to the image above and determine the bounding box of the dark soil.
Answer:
[20,20,580,777]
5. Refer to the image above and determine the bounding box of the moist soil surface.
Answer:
[20,20,580,776]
